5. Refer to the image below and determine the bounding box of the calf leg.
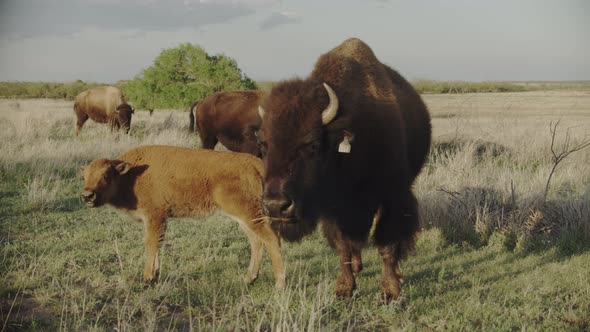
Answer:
[214,184,285,288]
[243,219,285,289]
[238,224,265,285]
[143,214,167,283]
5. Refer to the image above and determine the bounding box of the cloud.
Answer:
[198,0,278,4]
[259,11,302,30]
[0,0,274,39]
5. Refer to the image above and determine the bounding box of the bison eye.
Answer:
[103,173,110,181]
[300,141,320,158]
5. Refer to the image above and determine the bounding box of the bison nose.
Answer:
[264,198,295,219]
[81,191,96,203]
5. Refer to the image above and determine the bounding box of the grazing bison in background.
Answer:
[74,86,134,135]
[257,38,431,302]
[189,90,264,157]
[81,145,285,288]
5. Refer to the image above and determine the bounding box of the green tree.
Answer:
[123,43,257,110]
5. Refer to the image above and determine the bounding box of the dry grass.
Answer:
[1,92,590,330]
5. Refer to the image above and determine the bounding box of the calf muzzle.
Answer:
[81,191,97,206]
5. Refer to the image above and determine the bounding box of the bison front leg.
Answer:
[377,245,402,303]
[322,220,357,297]
[75,113,88,136]
[143,215,167,283]
[351,245,363,278]
[335,239,356,297]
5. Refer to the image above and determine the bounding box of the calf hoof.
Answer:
[244,274,258,285]
[274,279,286,290]
[143,270,160,284]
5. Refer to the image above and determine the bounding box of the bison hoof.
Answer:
[335,286,354,298]
[352,262,363,278]
[335,280,355,298]
[379,283,401,304]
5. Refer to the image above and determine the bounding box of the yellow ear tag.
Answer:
[338,136,351,154]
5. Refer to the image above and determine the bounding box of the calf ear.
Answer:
[115,162,132,175]
[79,166,85,178]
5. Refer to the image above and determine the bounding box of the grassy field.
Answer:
[1,91,589,331]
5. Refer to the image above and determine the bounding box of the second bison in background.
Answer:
[81,145,285,288]
[74,86,134,135]
[189,90,264,157]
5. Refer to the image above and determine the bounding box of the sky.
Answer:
[0,0,588,83]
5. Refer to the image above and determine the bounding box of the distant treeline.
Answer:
[1,79,588,104]
[258,80,590,94]
[0,81,104,100]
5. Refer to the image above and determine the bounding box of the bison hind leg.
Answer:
[373,190,419,303]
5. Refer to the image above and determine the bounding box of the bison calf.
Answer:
[81,145,285,288]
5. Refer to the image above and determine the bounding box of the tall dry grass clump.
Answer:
[417,92,590,252]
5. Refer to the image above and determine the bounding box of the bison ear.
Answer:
[79,166,85,178]
[115,162,132,175]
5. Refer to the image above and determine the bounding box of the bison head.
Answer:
[81,159,132,207]
[115,104,134,133]
[257,80,339,223]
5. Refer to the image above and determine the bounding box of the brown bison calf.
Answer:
[81,145,285,288]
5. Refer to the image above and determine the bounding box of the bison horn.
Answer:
[321,83,339,125]
[258,105,266,120]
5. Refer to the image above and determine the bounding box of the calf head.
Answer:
[81,159,132,207]
[115,104,134,133]
[257,80,339,222]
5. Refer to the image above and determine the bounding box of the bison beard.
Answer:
[259,38,431,303]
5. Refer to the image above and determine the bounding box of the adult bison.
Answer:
[189,90,264,157]
[74,86,134,135]
[81,145,285,288]
[257,38,431,302]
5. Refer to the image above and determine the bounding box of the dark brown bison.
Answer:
[74,86,134,135]
[81,145,285,288]
[257,38,431,302]
[188,90,264,156]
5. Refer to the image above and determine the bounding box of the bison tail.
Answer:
[189,106,195,132]
[188,100,200,133]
